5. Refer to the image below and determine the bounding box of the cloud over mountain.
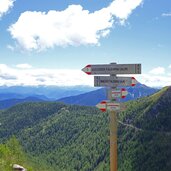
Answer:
[0,64,93,86]
[149,67,165,75]
[0,63,171,88]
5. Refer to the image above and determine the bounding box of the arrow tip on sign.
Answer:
[121,88,128,98]
[131,77,138,86]
[96,100,107,112]
[82,65,92,75]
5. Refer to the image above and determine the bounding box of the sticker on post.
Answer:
[96,100,126,112]
[111,88,128,99]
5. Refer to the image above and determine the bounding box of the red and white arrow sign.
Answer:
[111,88,128,99]
[96,100,107,112]
[94,76,138,87]
[96,100,126,112]
[82,64,141,75]
[82,65,92,75]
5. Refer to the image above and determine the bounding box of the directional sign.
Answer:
[107,102,121,111]
[82,64,141,75]
[96,100,108,112]
[94,76,137,87]
[96,100,126,112]
[111,88,128,99]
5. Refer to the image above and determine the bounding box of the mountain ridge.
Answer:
[0,96,46,110]
[57,83,158,106]
[0,85,95,100]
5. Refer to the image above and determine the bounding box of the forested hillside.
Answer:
[0,102,109,170]
[0,87,171,171]
[118,86,171,171]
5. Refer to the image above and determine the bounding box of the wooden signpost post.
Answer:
[82,62,141,171]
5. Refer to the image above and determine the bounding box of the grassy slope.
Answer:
[0,136,52,171]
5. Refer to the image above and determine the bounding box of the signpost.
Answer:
[94,76,137,87]
[82,63,141,75]
[96,100,126,112]
[111,88,128,99]
[82,62,141,171]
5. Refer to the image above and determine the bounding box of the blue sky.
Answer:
[0,0,171,87]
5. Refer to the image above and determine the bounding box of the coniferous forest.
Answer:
[0,87,171,171]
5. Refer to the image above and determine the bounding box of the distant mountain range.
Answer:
[0,96,45,110]
[0,85,95,100]
[57,83,159,106]
[0,85,96,109]
[0,92,49,101]
[0,84,158,109]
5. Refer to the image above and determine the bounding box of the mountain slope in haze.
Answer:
[0,92,49,101]
[0,86,96,110]
[0,93,26,101]
[0,85,95,100]
[0,87,171,171]
[0,97,46,110]
[0,84,157,110]
[57,83,158,106]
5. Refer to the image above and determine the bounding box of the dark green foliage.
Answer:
[0,102,110,170]
[0,102,66,141]
[118,87,171,171]
[0,87,171,171]
[19,105,110,171]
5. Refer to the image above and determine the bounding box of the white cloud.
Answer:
[109,0,143,20]
[134,66,171,88]
[162,13,171,17]
[0,64,93,86]
[169,64,171,68]
[16,64,32,69]
[149,67,165,75]
[0,0,15,18]
[0,64,171,87]
[8,0,143,51]
[137,74,171,88]
[0,64,171,88]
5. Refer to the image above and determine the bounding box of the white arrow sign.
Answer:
[96,100,126,112]
[111,88,128,99]
[82,64,141,75]
[94,76,137,87]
